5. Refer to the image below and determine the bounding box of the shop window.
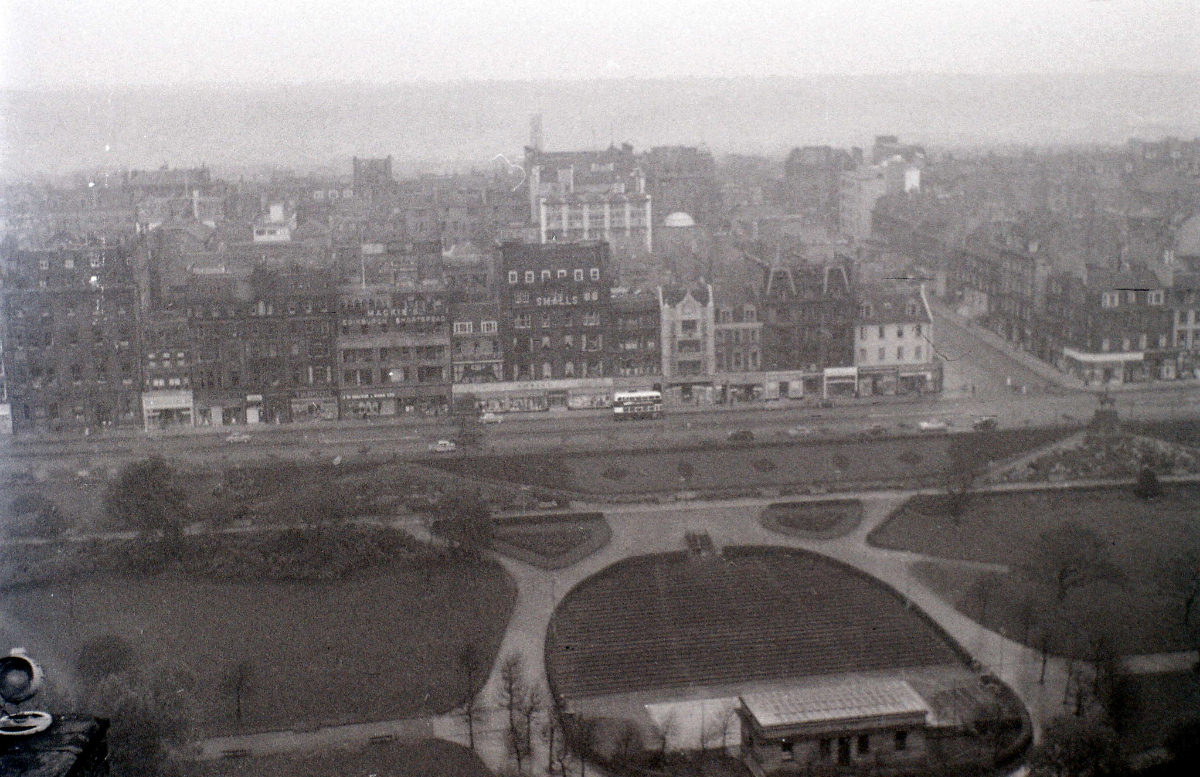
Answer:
[780,741,794,761]
[819,739,831,760]
[858,734,870,754]
[894,731,907,751]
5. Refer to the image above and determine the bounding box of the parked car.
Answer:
[224,432,251,444]
[429,439,458,452]
[727,429,755,442]
[917,419,949,432]
[787,425,815,437]
[816,398,835,409]
[972,416,999,431]
[479,412,503,424]
[863,424,888,438]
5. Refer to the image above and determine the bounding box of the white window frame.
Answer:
[541,270,551,281]
[590,267,600,280]
[557,268,568,278]
[525,270,535,284]
[480,320,498,334]
[508,271,518,284]
[453,321,474,335]
[574,269,584,281]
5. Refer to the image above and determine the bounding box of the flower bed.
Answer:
[491,512,611,570]
[760,499,863,539]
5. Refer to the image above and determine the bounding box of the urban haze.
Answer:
[1,3,1199,777]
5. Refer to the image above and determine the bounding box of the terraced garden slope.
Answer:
[546,547,966,700]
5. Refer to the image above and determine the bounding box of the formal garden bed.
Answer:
[882,484,1200,656]
[989,432,1200,484]
[759,499,862,539]
[491,512,611,569]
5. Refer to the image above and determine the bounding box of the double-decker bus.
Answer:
[612,390,664,420]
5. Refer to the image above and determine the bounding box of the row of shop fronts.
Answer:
[135,363,944,431]
[141,385,451,431]
[447,364,944,415]
[1058,347,1197,385]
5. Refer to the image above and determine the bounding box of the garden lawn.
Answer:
[890,484,1200,655]
[870,484,1200,577]
[184,738,493,777]
[909,560,1187,656]
[0,561,515,736]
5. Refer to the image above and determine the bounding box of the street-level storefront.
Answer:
[194,392,246,427]
[0,403,12,435]
[713,370,809,404]
[141,390,194,431]
[289,391,339,422]
[822,367,859,399]
[1061,347,1144,386]
[858,362,944,396]
[339,386,450,419]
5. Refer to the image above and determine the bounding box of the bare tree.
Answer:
[542,705,567,776]
[653,709,677,764]
[219,660,255,725]
[942,457,980,524]
[573,716,600,777]
[498,653,529,771]
[519,685,544,771]
[1020,522,1123,602]
[457,642,488,751]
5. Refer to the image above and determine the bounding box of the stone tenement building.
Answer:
[1,241,141,433]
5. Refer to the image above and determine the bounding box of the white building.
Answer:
[853,285,943,395]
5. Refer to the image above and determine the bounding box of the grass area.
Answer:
[871,484,1200,573]
[893,485,1200,655]
[492,513,612,570]
[760,499,863,539]
[910,560,1190,656]
[434,428,1073,495]
[184,738,493,777]
[0,560,516,736]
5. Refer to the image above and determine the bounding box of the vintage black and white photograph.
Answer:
[1,2,1199,776]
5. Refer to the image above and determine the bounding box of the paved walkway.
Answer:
[185,481,1198,774]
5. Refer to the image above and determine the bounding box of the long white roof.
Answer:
[741,677,929,729]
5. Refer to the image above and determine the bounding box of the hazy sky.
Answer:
[2,0,1198,88]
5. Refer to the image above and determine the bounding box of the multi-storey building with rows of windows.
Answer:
[1,241,142,433]
[499,241,613,385]
[335,285,451,418]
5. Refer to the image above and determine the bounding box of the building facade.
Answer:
[500,241,613,384]
[2,243,142,434]
[854,286,943,395]
[658,284,716,399]
[610,293,662,379]
[336,286,452,417]
[187,272,339,426]
[140,311,193,430]
[451,301,504,385]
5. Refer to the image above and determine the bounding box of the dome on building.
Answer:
[663,211,696,228]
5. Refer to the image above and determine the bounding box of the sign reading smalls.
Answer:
[536,294,579,307]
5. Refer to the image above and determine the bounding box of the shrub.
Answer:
[1133,466,1161,500]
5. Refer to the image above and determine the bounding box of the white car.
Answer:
[479,412,503,424]
[429,439,457,452]
[917,419,950,432]
[224,432,252,444]
[787,425,815,437]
